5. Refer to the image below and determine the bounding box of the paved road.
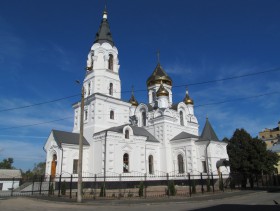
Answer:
[0,191,279,211]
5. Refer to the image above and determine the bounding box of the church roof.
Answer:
[94,10,114,46]
[107,124,159,142]
[199,118,220,142]
[170,132,199,141]
[146,63,172,87]
[52,130,90,147]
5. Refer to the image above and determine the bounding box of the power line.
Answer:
[1,67,279,113]
[0,117,72,131]
[1,91,279,131]
[0,94,80,113]
[195,91,280,108]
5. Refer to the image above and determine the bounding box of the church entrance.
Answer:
[51,154,57,180]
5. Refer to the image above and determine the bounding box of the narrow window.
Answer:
[142,112,146,126]
[88,83,91,96]
[84,110,88,121]
[108,54,113,70]
[123,153,129,173]
[152,91,156,102]
[202,161,207,173]
[73,159,78,174]
[109,83,113,95]
[180,111,184,126]
[148,155,154,174]
[0,183,3,191]
[178,154,184,173]
[110,110,114,120]
[125,129,129,139]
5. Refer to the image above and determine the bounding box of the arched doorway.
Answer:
[51,154,57,180]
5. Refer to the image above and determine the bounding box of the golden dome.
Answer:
[156,83,169,97]
[146,63,172,87]
[128,93,138,106]
[184,90,194,105]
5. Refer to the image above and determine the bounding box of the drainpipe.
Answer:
[103,130,107,183]
[205,140,210,174]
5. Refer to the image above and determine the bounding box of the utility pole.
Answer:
[77,85,85,203]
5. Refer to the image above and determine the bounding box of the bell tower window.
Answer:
[142,112,146,126]
[109,83,113,95]
[110,110,114,120]
[125,129,129,139]
[180,111,184,126]
[108,54,113,70]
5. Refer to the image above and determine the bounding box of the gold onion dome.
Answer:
[156,83,169,97]
[146,63,172,87]
[184,90,194,105]
[129,93,139,106]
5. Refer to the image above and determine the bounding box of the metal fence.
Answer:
[1,172,279,199]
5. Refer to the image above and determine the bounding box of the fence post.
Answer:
[31,176,35,195]
[200,173,204,194]
[220,173,224,192]
[144,173,147,199]
[39,175,43,195]
[70,174,73,199]
[58,174,62,197]
[166,173,169,198]
[211,172,214,193]
[188,173,191,197]
[94,174,97,200]
[11,177,15,197]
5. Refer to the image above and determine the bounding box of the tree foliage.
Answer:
[0,158,14,169]
[22,162,46,180]
[227,129,279,175]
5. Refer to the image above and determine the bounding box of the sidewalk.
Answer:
[27,190,265,205]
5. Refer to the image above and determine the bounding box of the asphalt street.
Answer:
[0,191,279,211]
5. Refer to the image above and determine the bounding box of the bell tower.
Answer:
[84,9,121,99]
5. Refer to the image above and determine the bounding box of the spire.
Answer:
[201,118,219,142]
[94,9,114,46]
[128,86,139,106]
[184,87,194,105]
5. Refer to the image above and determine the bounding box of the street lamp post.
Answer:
[77,84,85,203]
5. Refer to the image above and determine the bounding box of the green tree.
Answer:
[0,158,14,169]
[227,129,279,187]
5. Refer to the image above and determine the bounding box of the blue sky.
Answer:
[0,0,280,171]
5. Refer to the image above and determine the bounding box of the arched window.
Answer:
[148,155,154,174]
[180,111,184,126]
[178,154,184,173]
[108,54,113,70]
[88,83,91,96]
[109,83,113,95]
[123,153,129,173]
[110,110,114,120]
[152,91,156,102]
[125,129,129,139]
[142,111,146,126]
[84,110,88,121]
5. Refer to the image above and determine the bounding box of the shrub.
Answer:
[191,180,196,194]
[61,180,66,195]
[99,184,106,197]
[138,181,144,197]
[206,177,211,192]
[166,180,176,196]
[49,183,54,195]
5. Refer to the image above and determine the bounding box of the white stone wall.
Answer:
[0,180,20,191]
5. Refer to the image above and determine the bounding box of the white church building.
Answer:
[44,10,229,179]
